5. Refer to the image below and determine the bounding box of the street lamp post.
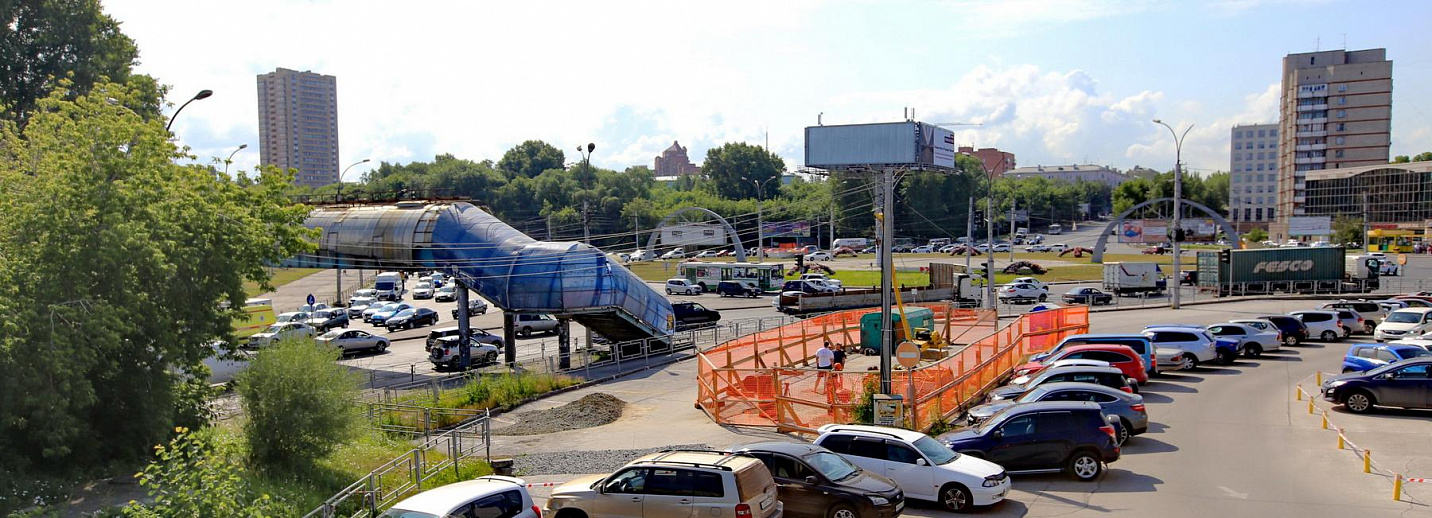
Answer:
[166,89,213,132]
[742,176,779,262]
[577,144,596,245]
[335,158,371,307]
[223,144,247,177]
[1153,119,1194,309]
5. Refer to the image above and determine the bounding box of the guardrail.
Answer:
[302,410,491,518]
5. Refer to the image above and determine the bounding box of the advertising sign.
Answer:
[660,223,726,246]
[1288,216,1332,236]
[761,221,812,238]
[1119,219,1168,243]
[918,123,956,169]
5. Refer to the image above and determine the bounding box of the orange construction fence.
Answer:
[696,304,1089,433]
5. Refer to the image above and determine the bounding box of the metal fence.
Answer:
[302,411,491,518]
[367,402,487,437]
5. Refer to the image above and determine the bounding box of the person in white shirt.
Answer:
[814,342,835,389]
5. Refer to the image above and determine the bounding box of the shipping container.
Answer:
[805,122,955,169]
[1196,247,1378,295]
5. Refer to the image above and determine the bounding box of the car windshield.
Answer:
[1386,311,1423,324]
[912,436,958,465]
[804,451,860,481]
[263,325,283,334]
[395,309,415,318]
[1398,348,1432,359]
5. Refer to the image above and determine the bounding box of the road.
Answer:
[496,298,1432,517]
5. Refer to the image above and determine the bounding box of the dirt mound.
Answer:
[494,393,626,436]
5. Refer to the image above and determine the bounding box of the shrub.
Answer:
[236,338,362,470]
[121,428,290,517]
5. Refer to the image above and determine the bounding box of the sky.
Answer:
[105,0,1432,181]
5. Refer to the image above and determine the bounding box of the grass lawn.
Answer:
[243,267,323,298]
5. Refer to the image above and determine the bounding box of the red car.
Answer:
[1014,344,1149,386]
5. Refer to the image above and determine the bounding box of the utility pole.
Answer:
[829,201,836,251]
[966,196,974,273]
[1362,192,1370,250]
[583,200,591,245]
[1154,119,1193,309]
[744,176,778,262]
[878,168,896,395]
[1009,198,1017,263]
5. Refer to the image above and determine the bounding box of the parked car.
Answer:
[450,298,489,320]
[813,424,1010,513]
[547,450,783,518]
[990,243,1012,253]
[1375,299,1411,313]
[426,326,505,351]
[937,401,1120,481]
[412,281,435,299]
[666,278,702,295]
[1256,315,1311,345]
[514,314,559,337]
[696,249,723,258]
[349,289,377,304]
[305,308,349,332]
[964,383,1148,445]
[1289,310,1348,342]
[296,303,329,313]
[1206,322,1280,357]
[1036,334,1157,376]
[798,273,843,291]
[804,251,834,261]
[385,307,439,331]
[368,302,414,326]
[246,322,316,348]
[726,442,904,518]
[1026,244,1051,253]
[660,249,687,260]
[316,328,390,354]
[347,297,377,319]
[1228,318,1295,347]
[1062,287,1113,306]
[939,244,959,254]
[1321,300,1389,333]
[988,365,1133,401]
[1143,326,1220,369]
[275,311,310,324]
[1179,270,1198,286]
[1048,243,1068,254]
[717,280,761,298]
[1342,343,1432,373]
[782,279,839,295]
[1374,308,1432,342]
[1322,358,1432,413]
[429,336,501,369]
[999,283,1049,304]
[434,285,458,302]
[363,302,404,323]
[1012,344,1148,387]
[379,476,540,518]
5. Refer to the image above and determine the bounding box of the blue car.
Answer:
[1342,343,1432,373]
[1322,357,1432,413]
[369,302,414,325]
[937,401,1120,481]
[1035,334,1156,375]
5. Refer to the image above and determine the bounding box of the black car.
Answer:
[717,280,762,298]
[385,307,439,331]
[1180,270,1198,285]
[1062,287,1113,306]
[1322,357,1432,413]
[450,298,489,320]
[673,301,721,331]
[937,401,1120,481]
[727,442,904,518]
[989,365,1133,401]
[1257,315,1310,345]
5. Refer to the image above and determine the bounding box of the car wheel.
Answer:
[1342,327,1352,338]
[554,510,588,518]
[519,327,532,338]
[1117,418,1132,445]
[1246,344,1263,357]
[1039,294,1048,302]
[826,503,858,518]
[1284,335,1298,346]
[666,289,673,295]
[376,341,388,352]
[1344,390,1375,414]
[937,483,972,513]
[1068,450,1104,481]
[1182,354,1198,371]
[1218,349,1237,364]
[485,351,498,365]
[1321,330,1338,342]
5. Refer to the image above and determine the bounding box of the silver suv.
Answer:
[547,449,782,518]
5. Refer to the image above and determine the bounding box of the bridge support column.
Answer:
[557,318,572,370]
[503,313,517,367]
[456,280,471,369]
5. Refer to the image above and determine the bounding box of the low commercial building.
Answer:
[1004,164,1128,187]
[1299,161,1432,245]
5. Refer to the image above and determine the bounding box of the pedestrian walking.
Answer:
[814,341,834,390]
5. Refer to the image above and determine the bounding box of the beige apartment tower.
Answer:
[1272,48,1392,240]
[257,68,341,188]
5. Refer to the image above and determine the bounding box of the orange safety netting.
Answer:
[696,304,1089,434]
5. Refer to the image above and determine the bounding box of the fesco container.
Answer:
[1199,247,1346,285]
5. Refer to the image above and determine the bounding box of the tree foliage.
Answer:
[1245,227,1269,243]
[702,142,785,200]
[1111,170,1229,220]
[1392,152,1432,163]
[236,339,363,471]
[121,428,290,517]
[0,81,313,483]
[497,140,566,179]
[1332,216,1363,246]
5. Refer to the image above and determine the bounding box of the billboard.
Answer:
[761,221,811,238]
[1119,219,1168,243]
[1288,216,1332,236]
[918,123,956,169]
[660,223,726,246]
[804,121,956,169]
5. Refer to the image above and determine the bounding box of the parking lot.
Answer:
[486,298,1432,517]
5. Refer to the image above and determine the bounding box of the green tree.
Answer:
[0,81,312,483]
[1415,152,1432,162]
[236,338,363,470]
[1393,155,1410,164]
[702,142,785,200]
[497,140,566,179]
[1246,227,1269,243]
[122,428,290,517]
[1332,216,1362,246]
[0,0,157,125]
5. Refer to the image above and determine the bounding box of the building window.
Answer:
[1337,110,1346,118]
[1338,84,1348,92]
[1335,150,1344,158]
[1235,142,1242,150]
[1235,131,1243,139]
[1336,136,1345,145]
[1257,164,1265,171]
[1271,129,1278,137]
[1256,208,1264,220]
[1268,208,1275,219]
[1247,153,1253,160]
[1258,130,1267,138]
[1245,208,1253,221]
[1338,97,1347,105]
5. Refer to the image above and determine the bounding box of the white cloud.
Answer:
[1124,82,1280,173]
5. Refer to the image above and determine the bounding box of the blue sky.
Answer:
[107,0,1432,180]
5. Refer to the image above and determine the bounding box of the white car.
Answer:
[1025,244,1051,252]
[349,289,377,305]
[1153,346,1191,372]
[275,311,309,324]
[379,476,539,518]
[1320,300,1388,333]
[246,322,316,348]
[1143,326,1218,369]
[316,329,390,354]
[629,249,654,262]
[1229,318,1297,347]
[412,281,435,299]
[296,303,329,313]
[939,244,959,253]
[805,251,834,261]
[799,273,843,291]
[1010,277,1048,291]
[1049,243,1069,254]
[1375,308,1432,342]
[661,249,686,260]
[814,424,1010,513]
[665,278,701,295]
[998,283,1049,303]
[433,285,457,302]
[695,249,723,258]
[912,245,935,253]
[347,297,377,319]
[991,243,1012,252]
[1311,240,1331,247]
[1206,322,1280,357]
[1289,310,1348,342]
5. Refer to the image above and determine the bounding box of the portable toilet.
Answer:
[859,307,935,354]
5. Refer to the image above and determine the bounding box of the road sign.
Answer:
[896,341,921,368]
[307,293,316,305]
[1398,254,1409,266]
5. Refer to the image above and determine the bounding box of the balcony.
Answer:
[1294,196,1306,204]
[1295,157,1326,165]
[1295,143,1327,151]
[1296,130,1328,138]
[1297,103,1329,112]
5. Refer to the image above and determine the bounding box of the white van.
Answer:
[831,237,869,249]
[374,272,404,301]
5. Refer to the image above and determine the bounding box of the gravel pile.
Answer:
[494,393,627,436]
[514,444,713,476]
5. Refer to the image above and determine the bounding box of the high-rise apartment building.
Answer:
[1272,48,1392,240]
[1229,123,1279,231]
[257,68,340,188]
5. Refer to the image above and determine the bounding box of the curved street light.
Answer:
[223,144,248,177]
[1153,119,1194,309]
[166,89,213,132]
[741,175,781,263]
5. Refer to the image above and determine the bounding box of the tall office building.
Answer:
[257,68,340,188]
[1272,48,1392,240]
[1228,123,1279,231]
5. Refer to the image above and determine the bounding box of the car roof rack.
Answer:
[820,426,906,440]
[639,450,744,470]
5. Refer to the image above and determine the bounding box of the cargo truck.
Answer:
[775,265,979,314]
[1196,247,1379,296]
[1103,262,1167,296]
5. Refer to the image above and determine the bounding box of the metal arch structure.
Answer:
[1093,198,1239,263]
[644,207,748,262]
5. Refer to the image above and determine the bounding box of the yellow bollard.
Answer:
[1308,399,1315,414]
[1338,432,1345,450]
[1365,450,1372,474]
[1322,414,1329,430]
[1395,474,1403,501]
[1317,371,1323,385]
[1297,387,1303,401]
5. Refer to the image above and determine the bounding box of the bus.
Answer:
[229,298,277,338]
[1367,228,1423,253]
[678,262,786,292]
[1048,223,1063,235]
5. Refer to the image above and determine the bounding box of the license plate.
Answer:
[760,496,773,510]
[895,501,905,512]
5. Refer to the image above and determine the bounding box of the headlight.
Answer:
[982,475,1005,487]
[868,495,889,506]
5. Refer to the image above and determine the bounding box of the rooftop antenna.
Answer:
[1342,33,1346,49]
[1315,36,1320,51]
[818,112,823,126]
